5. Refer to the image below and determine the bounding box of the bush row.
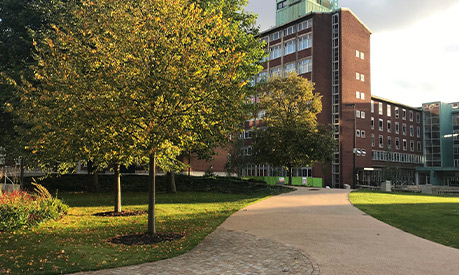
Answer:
[0,189,69,232]
[22,174,285,195]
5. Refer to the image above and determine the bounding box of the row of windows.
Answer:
[372,134,421,152]
[356,73,365,82]
[371,117,421,137]
[371,101,421,122]
[257,58,313,81]
[372,150,424,164]
[266,19,313,42]
[269,34,312,60]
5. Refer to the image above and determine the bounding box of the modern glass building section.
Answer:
[276,0,339,26]
[417,102,459,186]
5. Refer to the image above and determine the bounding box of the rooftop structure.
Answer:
[276,0,339,26]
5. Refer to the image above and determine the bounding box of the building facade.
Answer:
[416,102,459,186]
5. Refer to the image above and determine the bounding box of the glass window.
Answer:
[403,139,407,151]
[298,33,312,50]
[284,62,296,76]
[355,50,360,57]
[284,25,296,36]
[356,72,360,80]
[379,119,383,131]
[396,138,400,150]
[402,123,407,135]
[371,117,375,130]
[387,105,391,117]
[270,67,282,77]
[417,126,421,138]
[416,113,421,123]
[379,102,383,115]
[379,135,384,148]
[298,58,312,74]
[356,130,361,137]
[356,91,360,99]
[409,110,414,122]
[257,71,267,83]
[361,93,365,100]
[284,39,297,55]
[270,45,282,60]
[388,136,392,148]
[410,125,414,137]
[402,109,407,120]
[361,74,365,82]
[387,120,392,133]
[360,52,365,60]
[356,110,361,118]
[410,140,414,152]
[270,31,281,41]
[361,111,366,119]
[395,122,399,134]
[277,0,287,10]
[417,141,421,152]
[395,107,399,119]
[361,130,366,138]
[372,134,375,147]
[371,100,374,113]
[298,19,312,31]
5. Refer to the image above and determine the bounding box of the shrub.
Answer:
[0,184,69,232]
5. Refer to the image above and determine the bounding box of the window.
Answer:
[257,71,267,83]
[416,113,421,123]
[371,100,374,113]
[371,134,375,147]
[361,111,366,119]
[395,138,400,150]
[388,136,392,149]
[284,62,296,76]
[387,120,392,133]
[270,66,285,78]
[410,125,414,137]
[298,19,312,31]
[387,105,391,117]
[270,31,281,41]
[284,25,296,36]
[361,93,365,100]
[379,135,384,148]
[403,139,407,151]
[402,109,406,120]
[417,126,421,138]
[356,129,361,137]
[371,117,375,130]
[395,107,399,119]
[277,0,287,10]
[243,146,253,156]
[395,122,400,134]
[361,130,366,138]
[379,119,384,131]
[356,110,361,118]
[270,67,281,77]
[298,33,312,50]
[244,130,253,139]
[355,50,360,57]
[298,58,312,74]
[356,91,360,99]
[360,52,365,60]
[270,45,282,60]
[417,141,421,152]
[379,102,383,115]
[409,110,414,122]
[360,74,365,82]
[410,140,414,152]
[356,72,360,80]
[402,123,407,135]
[284,39,296,55]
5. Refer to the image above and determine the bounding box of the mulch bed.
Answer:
[108,233,186,245]
[93,210,146,217]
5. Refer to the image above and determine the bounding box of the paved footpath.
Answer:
[77,188,459,275]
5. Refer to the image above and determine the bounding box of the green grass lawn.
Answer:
[350,191,459,249]
[0,189,287,274]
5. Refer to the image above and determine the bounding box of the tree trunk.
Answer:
[147,153,156,235]
[288,163,293,185]
[114,164,121,213]
[166,172,176,194]
[87,161,99,193]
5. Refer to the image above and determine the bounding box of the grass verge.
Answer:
[0,184,290,274]
[350,191,459,249]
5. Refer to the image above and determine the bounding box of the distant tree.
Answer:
[253,74,336,185]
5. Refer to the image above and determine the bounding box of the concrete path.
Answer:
[77,188,459,275]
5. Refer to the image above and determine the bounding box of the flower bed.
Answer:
[0,183,68,232]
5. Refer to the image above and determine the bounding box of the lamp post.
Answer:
[345,103,356,189]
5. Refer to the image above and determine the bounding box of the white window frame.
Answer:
[284,39,297,55]
[270,45,282,60]
[298,19,312,31]
[371,100,374,113]
[379,102,383,115]
[298,33,312,51]
[270,66,282,77]
[284,62,296,76]
[284,25,296,36]
[387,105,391,117]
[361,93,365,100]
[270,31,282,41]
[356,91,360,99]
[298,58,312,74]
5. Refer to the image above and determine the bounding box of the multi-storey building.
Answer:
[417,102,459,186]
[237,1,425,188]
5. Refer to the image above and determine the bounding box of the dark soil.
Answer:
[108,233,185,245]
[93,210,146,217]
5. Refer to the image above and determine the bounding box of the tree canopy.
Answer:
[253,74,336,184]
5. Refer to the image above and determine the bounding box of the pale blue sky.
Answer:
[245,0,459,107]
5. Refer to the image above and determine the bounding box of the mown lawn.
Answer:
[350,191,459,249]
[0,189,287,274]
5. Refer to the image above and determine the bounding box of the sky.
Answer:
[245,0,459,107]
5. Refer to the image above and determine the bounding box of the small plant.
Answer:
[0,181,68,232]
